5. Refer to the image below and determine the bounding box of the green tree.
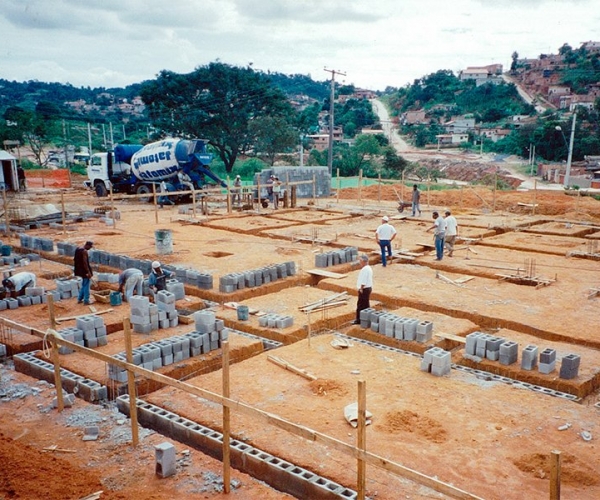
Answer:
[249,116,298,166]
[140,62,295,172]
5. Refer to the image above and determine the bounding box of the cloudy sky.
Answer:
[1,0,598,91]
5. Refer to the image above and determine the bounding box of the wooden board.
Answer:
[435,332,467,343]
[416,242,435,249]
[306,269,348,279]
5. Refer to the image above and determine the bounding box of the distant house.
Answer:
[570,94,595,111]
[435,133,469,145]
[459,64,503,84]
[402,110,427,125]
[481,128,511,142]
[443,116,475,134]
[307,127,344,151]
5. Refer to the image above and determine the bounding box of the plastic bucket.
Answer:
[155,229,173,255]
[0,245,11,257]
[237,305,249,321]
[110,291,123,306]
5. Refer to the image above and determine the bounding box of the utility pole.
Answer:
[564,112,577,187]
[324,68,346,177]
[87,123,93,155]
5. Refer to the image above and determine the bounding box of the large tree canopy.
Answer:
[140,62,295,172]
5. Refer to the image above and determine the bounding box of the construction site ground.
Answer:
[1,179,600,500]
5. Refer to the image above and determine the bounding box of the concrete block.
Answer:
[521,345,538,371]
[499,341,518,366]
[155,442,177,478]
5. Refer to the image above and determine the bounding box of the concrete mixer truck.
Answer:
[85,138,226,200]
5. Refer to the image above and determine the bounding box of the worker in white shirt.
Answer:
[354,254,373,325]
[444,210,458,257]
[375,215,397,267]
[2,272,37,298]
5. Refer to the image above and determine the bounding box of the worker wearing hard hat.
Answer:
[2,272,37,298]
[148,261,172,298]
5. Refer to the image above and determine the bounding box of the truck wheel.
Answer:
[94,182,108,197]
[136,184,152,203]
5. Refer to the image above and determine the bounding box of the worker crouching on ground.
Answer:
[148,261,172,299]
[1,271,36,298]
[118,268,144,302]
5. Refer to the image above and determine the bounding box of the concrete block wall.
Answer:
[315,247,358,268]
[108,320,228,381]
[466,333,581,379]
[117,395,356,500]
[0,293,47,310]
[13,351,108,402]
[19,235,54,252]
[219,261,296,293]
[55,277,81,300]
[255,166,331,199]
[358,309,432,343]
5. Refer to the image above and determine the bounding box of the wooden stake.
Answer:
[222,341,231,494]
[357,380,367,500]
[378,173,381,203]
[2,187,9,237]
[109,186,117,230]
[123,318,139,447]
[337,168,340,204]
[61,191,66,236]
[312,173,316,206]
[47,292,57,330]
[51,334,64,412]
[533,179,537,216]
[152,183,158,225]
[550,450,561,500]
[226,175,232,215]
[358,170,363,203]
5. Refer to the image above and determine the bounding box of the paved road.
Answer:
[371,99,411,152]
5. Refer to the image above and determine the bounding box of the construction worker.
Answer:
[2,271,36,298]
[148,261,172,298]
[118,268,144,302]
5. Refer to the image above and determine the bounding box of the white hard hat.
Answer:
[382,216,389,222]
[152,261,161,269]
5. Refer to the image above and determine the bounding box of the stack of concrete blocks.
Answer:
[359,308,428,343]
[19,235,54,253]
[165,279,185,300]
[95,272,120,284]
[55,277,81,300]
[56,326,85,354]
[156,290,179,328]
[485,336,505,361]
[521,345,539,371]
[258,313,294,329]
[76,315,108,348]
[538,348,557,374]
[192,310,227,351]
[559,354,581,380]
[421,347,452,376]
[2,255,20,265]
[219,262,296,293]
[315,247,358,268]
[129,295,155,334]
[499,341,519,365]
[183,269,213,290]
[56,241,76,257]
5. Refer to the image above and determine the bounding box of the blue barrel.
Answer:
[237,305,249,321]
[110,291,122,306]
[0,245,12,256]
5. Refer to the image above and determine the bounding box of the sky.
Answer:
[1,0,599,92]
